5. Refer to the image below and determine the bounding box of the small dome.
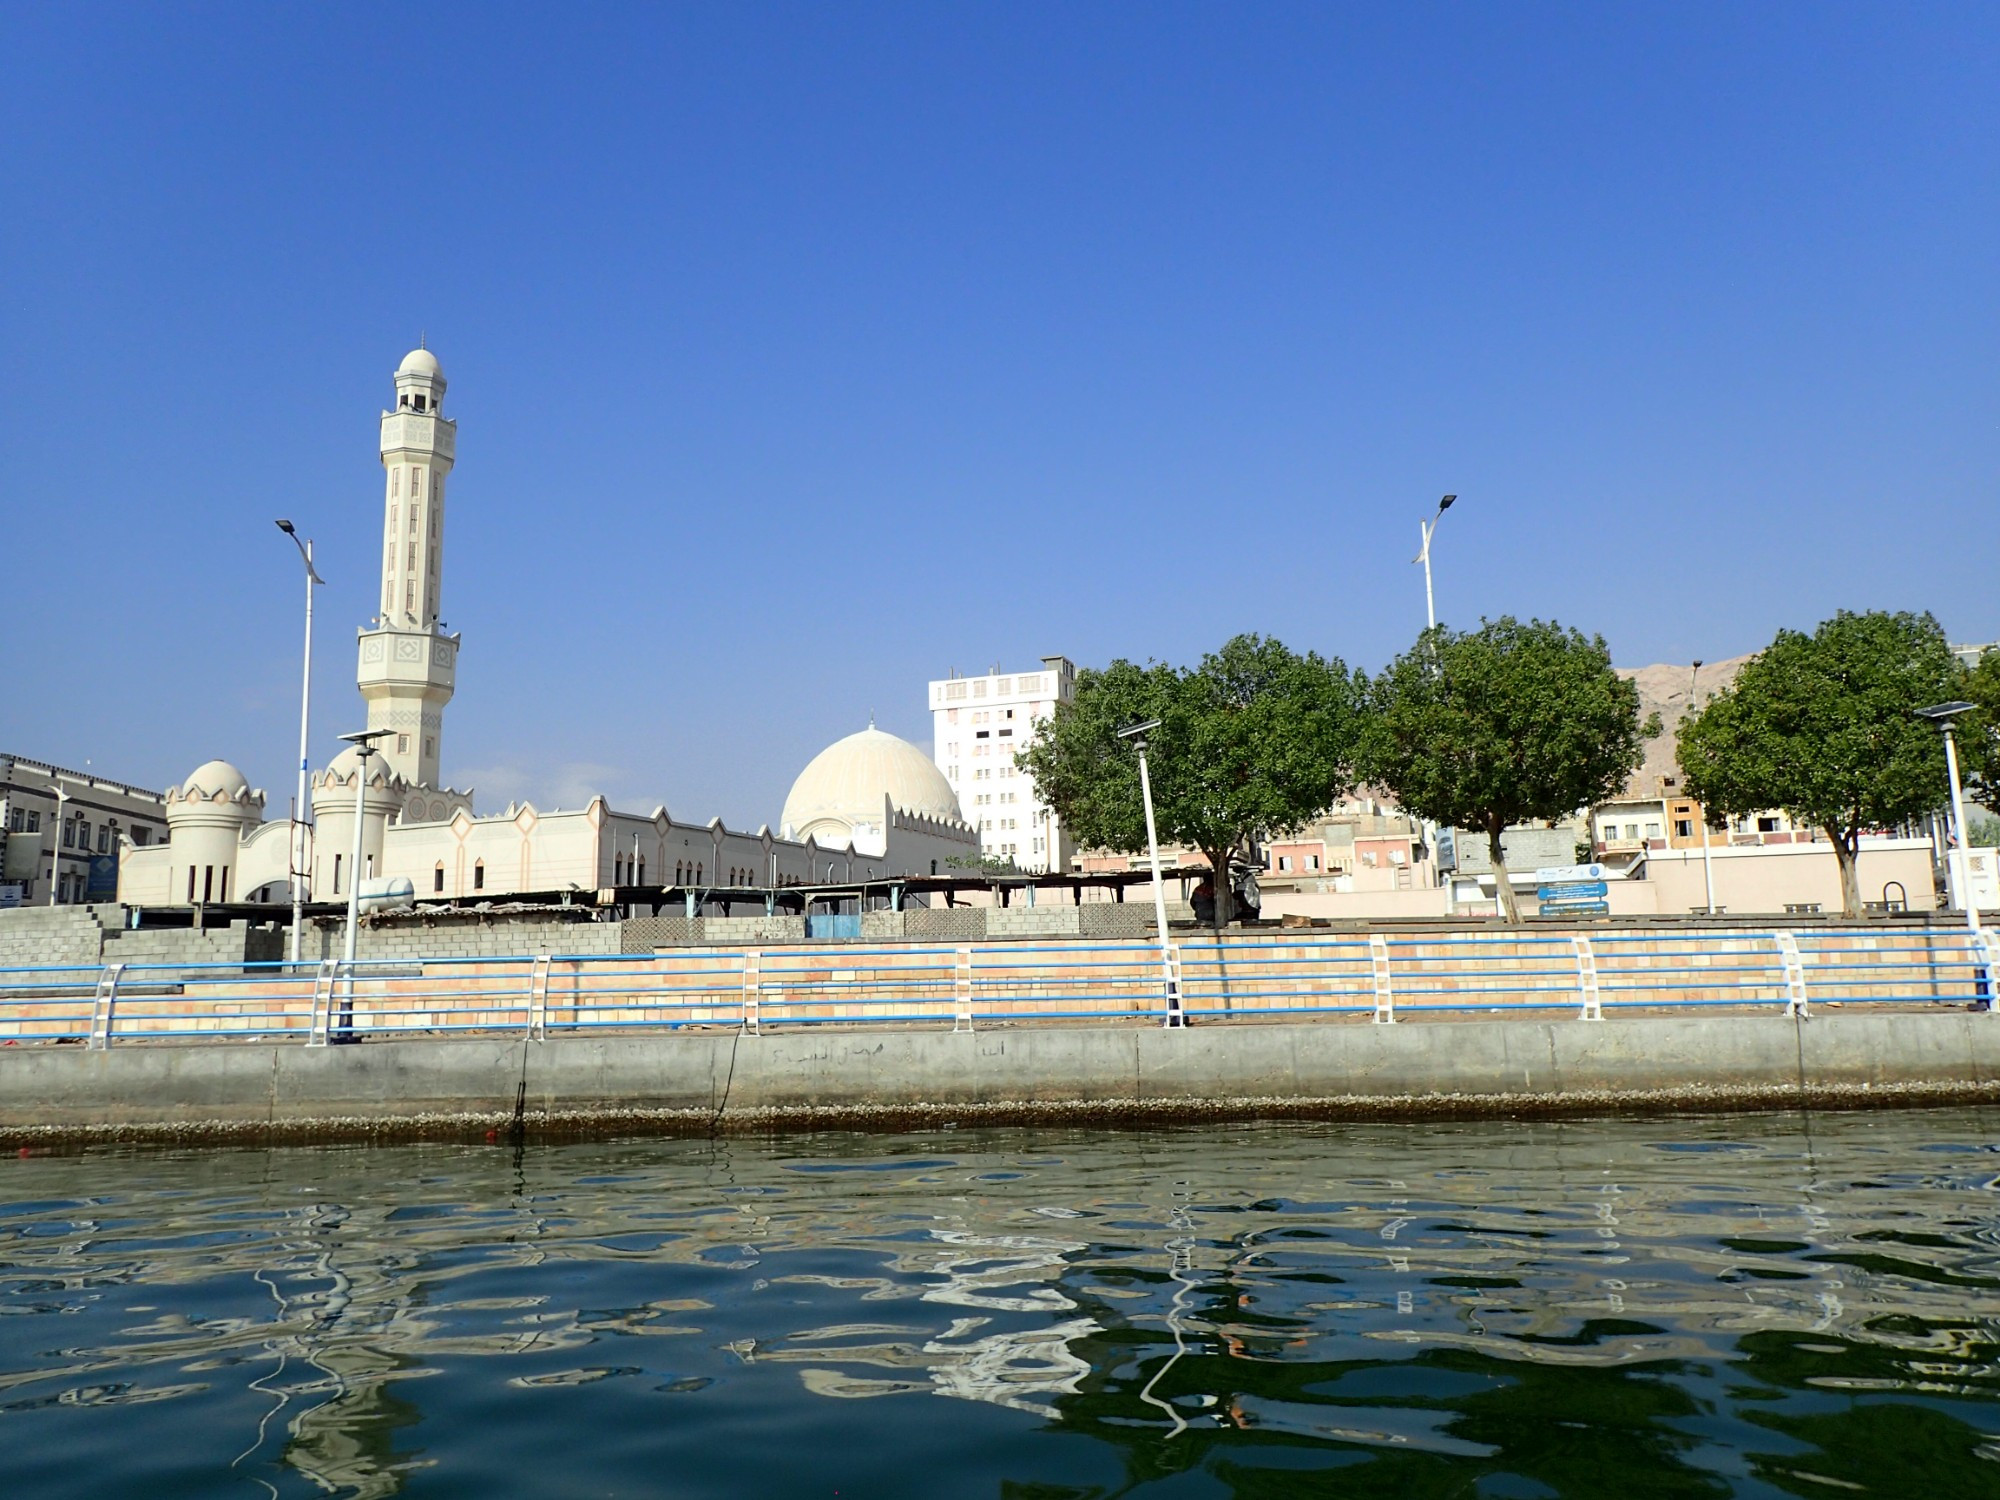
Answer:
[781,727,962,841]
[180,759,250,797]
[316,746,398,788]
[396,347,442,380]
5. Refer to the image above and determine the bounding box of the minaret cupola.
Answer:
[393,345,446,414]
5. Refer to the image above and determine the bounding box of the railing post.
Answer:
[1370,934,1395,1024]
[88,963,124,1051]
[306,959,341,1046]
[1970,930,1997,1012]
[953,946,973,1033]
[1773,930,1809,1019]
[1573,935,1602,1022]
[741,949,760,1036]
[1166,944,1185,1025]
[528,953,551,1039]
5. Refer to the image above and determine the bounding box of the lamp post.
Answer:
[1118,719,1183,1028]
[1690,661,1717,916]
[276,520,323,966]
[46,781,69,906]
[336,729,392,1040]
[1414,494,1457,632]
[1916,702,1981,938]
[1412,495,1457,886]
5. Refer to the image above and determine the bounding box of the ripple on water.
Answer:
[0,1114,1998,1497]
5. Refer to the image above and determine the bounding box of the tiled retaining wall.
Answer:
[1,924,1989,1042]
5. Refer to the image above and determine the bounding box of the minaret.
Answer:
[356,346,459,789]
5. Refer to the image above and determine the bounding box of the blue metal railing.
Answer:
[0,925,1991,1047]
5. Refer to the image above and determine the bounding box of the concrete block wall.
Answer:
[1081,901,1195,937]
[310,915,621,962]
[0,905,115,968]
[986,907,1083,939]
[103,922,286,971]
[623,915,696,951]
[702,915,807,944]
[860,911,906,940]
[904,907,984,942]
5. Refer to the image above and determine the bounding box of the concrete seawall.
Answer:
[4,1011,1999,1144]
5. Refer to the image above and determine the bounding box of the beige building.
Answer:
[929,658,1076,871]
[119,347,978,910]
[0,755,169,906]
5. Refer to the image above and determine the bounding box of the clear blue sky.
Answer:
[4,4,1995,827]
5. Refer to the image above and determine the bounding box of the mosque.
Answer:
[117,348,980,908]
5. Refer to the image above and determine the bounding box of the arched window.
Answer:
[433,862,445,893]
[695,863,702,883]
[473,859,485,891]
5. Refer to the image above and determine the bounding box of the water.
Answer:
[3,1114,1999,1498]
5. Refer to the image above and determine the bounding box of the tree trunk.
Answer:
[1204,845,1233,929]
[1488,820,1523,924]
[1826,824,1863,918]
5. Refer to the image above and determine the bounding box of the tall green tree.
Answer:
[1018,634,1362,926]
[1677,609,1962,917]
[1959,645,2000,806]
[1360,617,1653,924]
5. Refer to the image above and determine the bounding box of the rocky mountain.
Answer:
[1613,653,1757,799]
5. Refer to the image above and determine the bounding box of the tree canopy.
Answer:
[1018,634,1362,925]
[1359,617,1653,923]
[1676,609,1961,916]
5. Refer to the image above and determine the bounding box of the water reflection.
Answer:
[1,1113,1998,1498]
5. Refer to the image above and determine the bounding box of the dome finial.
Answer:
[868,711,875,730]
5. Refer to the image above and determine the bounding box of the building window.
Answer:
[397,734,410,754]
[413,469,424,497]
[391,470,399,498]
[1757,816,1780,833]
[405,582,414,611]
[1674,819,1693,839]
[333,853,342,894]
[1278,855,1292,872]
[187,866,196,901]
[473,860,485,890]
[434,864,445,892]
[1308,855,1320,871]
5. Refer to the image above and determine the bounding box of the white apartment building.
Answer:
[929,656,1076,872]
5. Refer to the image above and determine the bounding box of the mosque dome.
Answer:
[167,759,263,823]
[179,759,251,798]
[396,347,442,380]
[781,726,962,843]
[316,745,400,789]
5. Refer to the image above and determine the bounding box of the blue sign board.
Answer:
[1538,876,1608,914]
[85,852,120,901]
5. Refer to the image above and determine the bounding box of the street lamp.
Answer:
[1690,661,1717,916]
[1117,719,1184,1028]
[46,781,69,906]
[335,728,392,1039]
[1916,702,1982,940]
[1413,494,1457,632]
[276,520,323,966]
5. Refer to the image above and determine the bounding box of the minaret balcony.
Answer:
[380,411,457,460]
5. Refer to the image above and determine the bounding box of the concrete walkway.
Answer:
[4,1009,1999,1143]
